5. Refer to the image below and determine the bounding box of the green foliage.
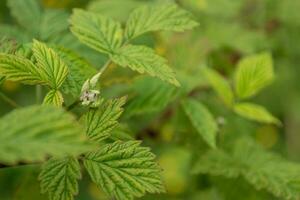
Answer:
[0,105,90,165]
[203,52,278,125]
[125,3,199,40]
[193,138,300,200]
[0,1,295,200]
[83,97,126,142]
[0,53,44,85]
[182,98,218,148]
[54,47,97,97]
[124,77,178,117]
[39,157,81,200]
[43,90,64,107]
[7,0,41,34]
[111,45,180,86]
[234,103,281,125]
[39,10,69,42]
[235,52,275,100]
[32,40,68,89]
[202,67,234,107]
[70,9,123,55]
[84,141,165,200]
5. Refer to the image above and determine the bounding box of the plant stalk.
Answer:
[0,91,20,108]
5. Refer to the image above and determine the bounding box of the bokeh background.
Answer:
[1,0,300,199]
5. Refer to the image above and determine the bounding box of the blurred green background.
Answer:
[1,0,300,199]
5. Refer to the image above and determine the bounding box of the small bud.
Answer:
[90,72,102,88]
[80,73,102,107]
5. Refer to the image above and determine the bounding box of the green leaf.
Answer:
[0,25,30,42]
[182,98,218,148]
[0,53,45,85]
[87,0,145,22]
[125,3,199,40]
[70,9,123,55]
[83,97,126,142]
[39,10,69,41]
[84,141,165,200]
[0,105,91,165]
[124,77,178,117]
[235,52,274,99]
[39,157,81,200]
[53,47,97,97]
[202,67,234,107]
[193,138,300,200]
[111,45,180,86]
[234,103,281,125]
[32,40,68,89]
[43,90,64,107]
[7,0,41,34]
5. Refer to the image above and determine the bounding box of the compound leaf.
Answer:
[193,138,300,200]
[39,157,81,200]
[32,40,68,89]
[111,45,180,86]
[0,105,91,165]
[182,98,218,148]
[70,9,123,55]
[84,141,165,200]
[235,52,274,99]
[83,97,126,142]
[125,3,199,40]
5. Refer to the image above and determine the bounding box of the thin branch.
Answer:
[0,162,41,170]
[0,91,20,108]
[36,85,42,104]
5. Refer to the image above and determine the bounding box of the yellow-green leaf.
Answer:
[234,102,281,125]
[235,52,274,99]
[202,67,234,107]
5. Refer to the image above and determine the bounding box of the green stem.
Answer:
[0,91,20,108]
[99,59,112,75]
[36,85,42,104]
[66,100,80,111]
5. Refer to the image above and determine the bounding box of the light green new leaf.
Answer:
[111,45,180,86]
[7,0,41,34]
[0,105,91,165]
[39,157,81,200]
[182,98,218,148]
[32,40,68,89]
[54,47,97,97]
[235,52,274,99]
[84,141,165,200]
[125,3,199,40]
[70,9,123,55]
[193,138,300,200]
[202,67,234,107]
[0,53,45,85]
[234,103,280,125]
[84,97,126,142]
[43,90,64,107]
